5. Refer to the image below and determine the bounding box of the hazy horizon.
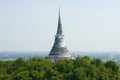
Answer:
[0,0,120,52]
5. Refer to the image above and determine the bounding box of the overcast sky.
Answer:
[0,0,120,52]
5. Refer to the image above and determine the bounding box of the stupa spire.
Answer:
[57,7,63,34]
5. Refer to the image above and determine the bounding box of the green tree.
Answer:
[0,74,13,80]
[29,70,44,80]
[45,69,63,80]
[91,58,103,67]
[74,56,91,68]
[73,67,87,80]
[105,60,119,74]
[13,71,32,80]
[26,56,52,72]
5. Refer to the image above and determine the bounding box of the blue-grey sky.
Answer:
[0,0,120,52]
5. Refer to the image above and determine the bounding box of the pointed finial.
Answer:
[59,6,60,18]
[57,6,63,35]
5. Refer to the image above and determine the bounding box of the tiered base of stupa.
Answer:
[46,53,72,62]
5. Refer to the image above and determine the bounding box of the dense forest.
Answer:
[0,56,120,80]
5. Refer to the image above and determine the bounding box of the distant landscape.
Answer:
[0,52,120,66]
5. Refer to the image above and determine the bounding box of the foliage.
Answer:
[0,56,120,80]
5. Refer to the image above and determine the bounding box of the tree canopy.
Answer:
[0,56,120,80]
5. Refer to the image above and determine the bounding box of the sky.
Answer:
[0,0,120,52]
